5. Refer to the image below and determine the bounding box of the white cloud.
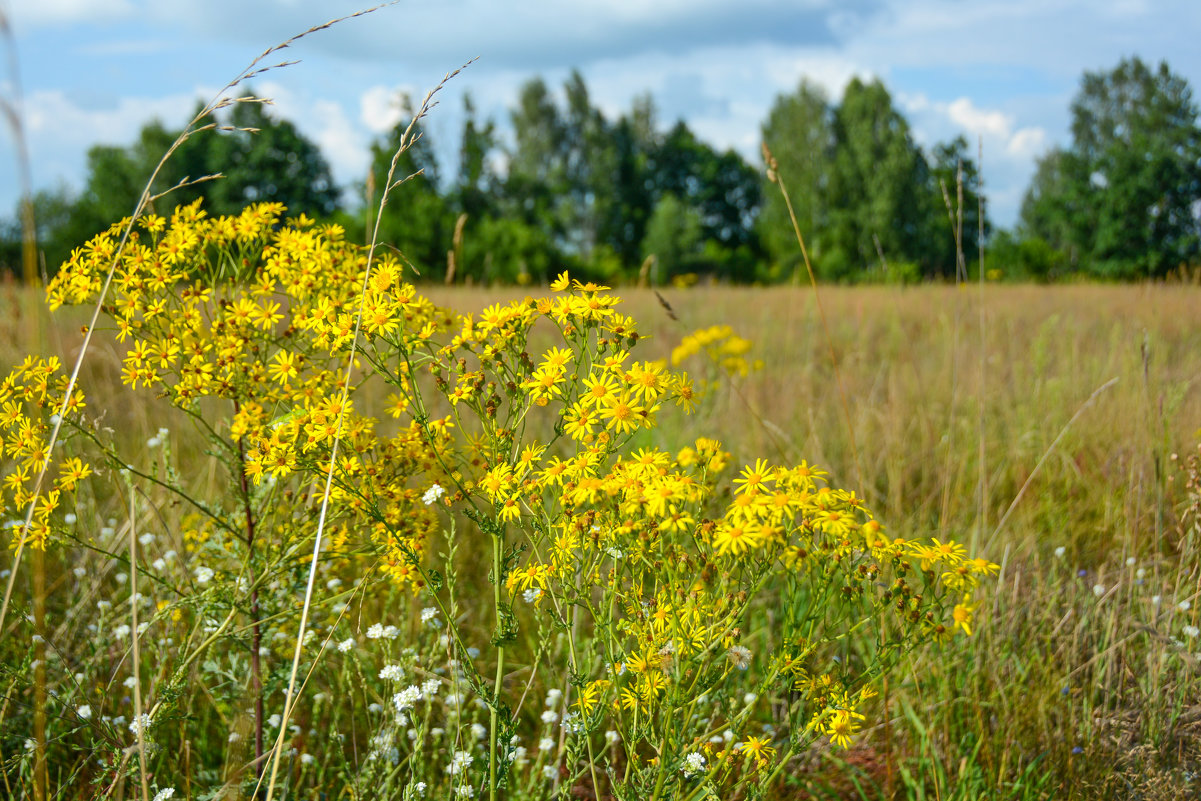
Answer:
[359,86,411,135]
[945,98,1010,139]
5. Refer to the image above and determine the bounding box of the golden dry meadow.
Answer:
[2,272,1200,800]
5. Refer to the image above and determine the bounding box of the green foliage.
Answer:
[760,79,985,283]
[759,80,833,276]
[1020,57,1201,278]
[642,192,703,283]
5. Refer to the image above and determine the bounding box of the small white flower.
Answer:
[562,712,582,733]
[194,566,214,584]
[300,753,314,765]
[1054,546,1066,559]
[421,606,439,625]
[446,749,474,776]
[114,624,131,640]
[1136,567,1147,579]
[72,566,87,578]
[422,483,445,506]
[147,437,160,449]
[743,692,758,705]
[523,588,542,603]
[539,736,555,752]
[383,625,400,640]
[64,513,77,525]
[422,678,441,696]
[393,685,423,713]
[1179,600,1192,612]
[544,688,562,706]
[454,786,475,798]
[1126,557,1136,567]
[471,722,487,740]
[326,578,342,590]
[152,558,166,572]
[1185,625,1200,639]
[1152,595,1163,606]
[682,751,706,777]
[123,676,137,689]
[152,789,175,801]
[97,600,112,612]
[1093,584,1106,598]
[268,714,281,729]
[115,572,128,584]
[138,533,155,546]
[228,732,241,743]
[541,709,558,724]
[337,637,355,653]
[77,704,92,720]
[128,713,152,736]
[414,781,427,796]
[605,730,619,745]
[542,765,558,780]
[366,623,385,639]
[380,664,405,681]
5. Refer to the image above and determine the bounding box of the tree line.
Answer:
[3,56,1199,284]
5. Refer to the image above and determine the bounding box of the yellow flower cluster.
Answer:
[670,323,762,379]
[0,357,89,550]
[45,201,452,586]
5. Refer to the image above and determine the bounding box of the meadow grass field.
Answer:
[2,274,1199,800]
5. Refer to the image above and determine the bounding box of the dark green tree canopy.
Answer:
[1021,57,1201,278]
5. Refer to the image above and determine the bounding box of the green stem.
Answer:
[490,527,506,801]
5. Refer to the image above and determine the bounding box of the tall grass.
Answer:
[6,281,1197,797]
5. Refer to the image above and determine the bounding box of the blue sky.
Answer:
[2,0,1200,229]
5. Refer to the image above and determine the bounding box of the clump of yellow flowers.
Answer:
[25,201,996,799]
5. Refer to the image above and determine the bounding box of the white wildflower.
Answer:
[152,789,175,801]
[128,713,152,737]
[337,637,355,653]
[682,751,706,777]
[539,736,555,752]
[393,685,423,713]
[194,566,214,584]
[379,664,405,681]
[77,705,92,720]
[366,624,385,639]
[422,483,445,505]
[1184,625,1200,638]
[1054,546,1066,559]
[471,723,487,740]
[447,749,474,776]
